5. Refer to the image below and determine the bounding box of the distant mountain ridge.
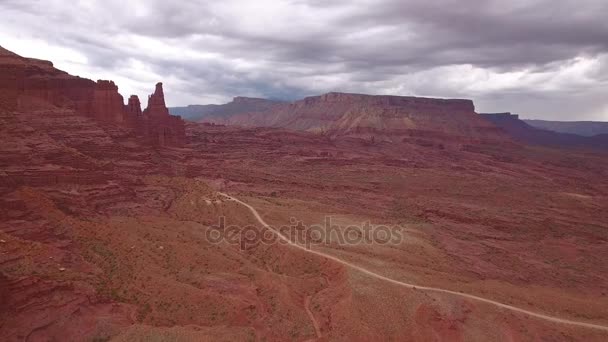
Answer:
[524,119,608,137]
[169,97,285,121]
[481,113,608,149]
[171,93,608,150]
[174,92,510,145]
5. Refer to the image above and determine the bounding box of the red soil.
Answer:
[1,46,608,341]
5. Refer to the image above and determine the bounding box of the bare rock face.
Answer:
[126,95,142,117]
[143,83,186,146]
[0,47,185,147]
[0,46,95,113]
[204,92,509,145]
[122,95,146,138]
[93,80,125,122]
[285,92,481,132]
[144,82,169,118]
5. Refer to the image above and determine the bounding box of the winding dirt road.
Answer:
[218,193,608,333]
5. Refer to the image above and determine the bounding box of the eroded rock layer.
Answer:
[200,92,510,146]
[143,83,186,147]
[3,44,608,342]
[0,46,185,147]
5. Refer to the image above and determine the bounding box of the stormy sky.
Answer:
[1,0,607,120]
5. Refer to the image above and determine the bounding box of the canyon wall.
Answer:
[201,92,509,145]
[0,46,185,147]
[93,80,125,122]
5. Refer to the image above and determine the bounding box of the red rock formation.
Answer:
[143,83,186,146]
[126,95,142,117]
[0,46,186,147]
[203,92,509,145]
[144,82,169,117]
[0,46,95,113]
[92,80,125,122]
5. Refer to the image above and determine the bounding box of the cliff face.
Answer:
[143,83,186,146]
[0,46,185,147]
[203,92,508,145]
[144,82,169,117]
[93,80,125,123]
[283,92,479,130]
[126,95,142,117]
[0,47,96,113]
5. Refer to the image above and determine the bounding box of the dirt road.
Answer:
[219,193,608,333]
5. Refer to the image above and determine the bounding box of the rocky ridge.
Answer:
[524,119,608,137]
[481,112,608,149]
[199,92,510,146]
[170,96,285,122]
[0,46,185,147]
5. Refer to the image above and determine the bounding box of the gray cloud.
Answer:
[1,0,607,120]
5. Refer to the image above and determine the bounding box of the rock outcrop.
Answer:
[0,46,95,113]
[200,92,509,145]
[126,95,142,117]
[144,82,169,117]
[143,83,186,146]
[93,80,125,123]
[0,46,185,147]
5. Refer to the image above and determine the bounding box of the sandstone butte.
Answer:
[195,91,514,149]
[0,45,185,147]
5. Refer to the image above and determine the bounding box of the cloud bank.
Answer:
[1,0,607,120]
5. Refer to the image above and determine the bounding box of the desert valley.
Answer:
[1,42,608,342]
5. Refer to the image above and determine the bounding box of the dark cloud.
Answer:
[1,0,607,120]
